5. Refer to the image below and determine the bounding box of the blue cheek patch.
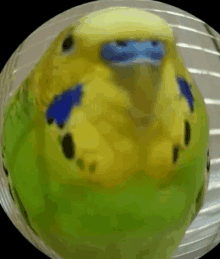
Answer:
[101,40,165,65]
[176,77,194,112]
[46,84,83,128]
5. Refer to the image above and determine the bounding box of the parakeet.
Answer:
[1,7,210,259]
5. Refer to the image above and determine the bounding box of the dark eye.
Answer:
[116,40,128,46]
[62,35,74,53]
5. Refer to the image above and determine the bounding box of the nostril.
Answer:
[116,41,127,46]
[151,41,158,46]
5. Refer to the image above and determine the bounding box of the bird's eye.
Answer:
[116,40,128,46]
[151,41,159,46]
[62,35,74,53]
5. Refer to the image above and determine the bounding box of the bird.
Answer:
[1,7,210,259]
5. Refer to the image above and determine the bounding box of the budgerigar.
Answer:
[1,7,210,259]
